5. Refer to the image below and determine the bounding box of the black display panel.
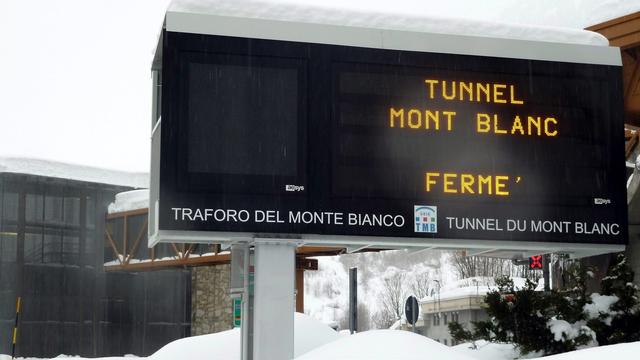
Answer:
[187,56,299,177]
[159,31,627,245]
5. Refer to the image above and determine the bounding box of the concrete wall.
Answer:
[191,264,233,335]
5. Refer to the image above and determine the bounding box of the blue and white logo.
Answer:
[414,206,437,233]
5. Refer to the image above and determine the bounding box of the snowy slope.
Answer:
[540,341,640,359]
[295,330,476,360]
[152,312,341,359]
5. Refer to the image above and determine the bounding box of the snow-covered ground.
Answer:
[297,330,475,360]
[1,312,341,360]
[453,340,640,360]
[4,331,638,360]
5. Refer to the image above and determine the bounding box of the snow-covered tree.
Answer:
[450,270,597,356]
[586,254,640,345]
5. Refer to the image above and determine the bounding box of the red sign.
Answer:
[529,255,543,269]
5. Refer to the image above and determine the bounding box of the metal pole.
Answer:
[253,241,296,360]
[349,268,357,334]
[231,243,251,360]
[412,299,416,333]
[11,296,21,359]
[543,254,550,291]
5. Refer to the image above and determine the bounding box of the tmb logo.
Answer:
[414,206,437,233]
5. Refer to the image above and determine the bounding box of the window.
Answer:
[0,225,17,262]
[62,231,79,265]
[43,230,62,264]
[24,231,43,263]
[45,195,63,224]
[63,196,80,226]
[444,339,448,346]
[26,193,44,223]
[2,192,18,222]
[444,313,448,324]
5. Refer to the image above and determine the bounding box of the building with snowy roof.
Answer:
[0,158,190,357]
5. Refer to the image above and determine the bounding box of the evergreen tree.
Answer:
[448,265,597,356]
[587,254,640,345]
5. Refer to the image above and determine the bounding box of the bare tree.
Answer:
[381,270,406,320]
[410,272,431,299]
[372,307,396,329]
[450,251,515,279]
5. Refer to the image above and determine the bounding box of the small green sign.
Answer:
[233,298,242,327]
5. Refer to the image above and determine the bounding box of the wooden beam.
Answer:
[296,268,305,313]
[587,12,640,49]
[170,243,182,259]
[105,229,122,264]
[123,215,128,259]
[105,253,231,272]
[296,257,318,271]
[625,128,639,158]
[184,244,195,259]
[106,207,149,220]
[124,218,148,265]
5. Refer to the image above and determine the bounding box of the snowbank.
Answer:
[108,189,150,214]
[0,157,148,188]
[541,341,640,360]
[168,0,609,46]
[453,340,539,360]
[2,313,340,360]
[295,329,475,360]
[151,328,239,360]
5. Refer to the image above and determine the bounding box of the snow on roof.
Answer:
[108,189,150,214]
[167,0,609,46]
[0,157,148,189]
[420,276,545,302]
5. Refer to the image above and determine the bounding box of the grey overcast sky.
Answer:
[1,0,639,172]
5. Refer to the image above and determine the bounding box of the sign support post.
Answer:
[253,240,296,360]
[349,268,358,334]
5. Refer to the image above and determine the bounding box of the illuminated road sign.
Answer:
[150,19,626,250]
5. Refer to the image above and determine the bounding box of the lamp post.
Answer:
[432,280,441,315]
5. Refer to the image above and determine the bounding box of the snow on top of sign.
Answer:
[108,189,149,214]
[0,157,148,189]
[168,0,609,46]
